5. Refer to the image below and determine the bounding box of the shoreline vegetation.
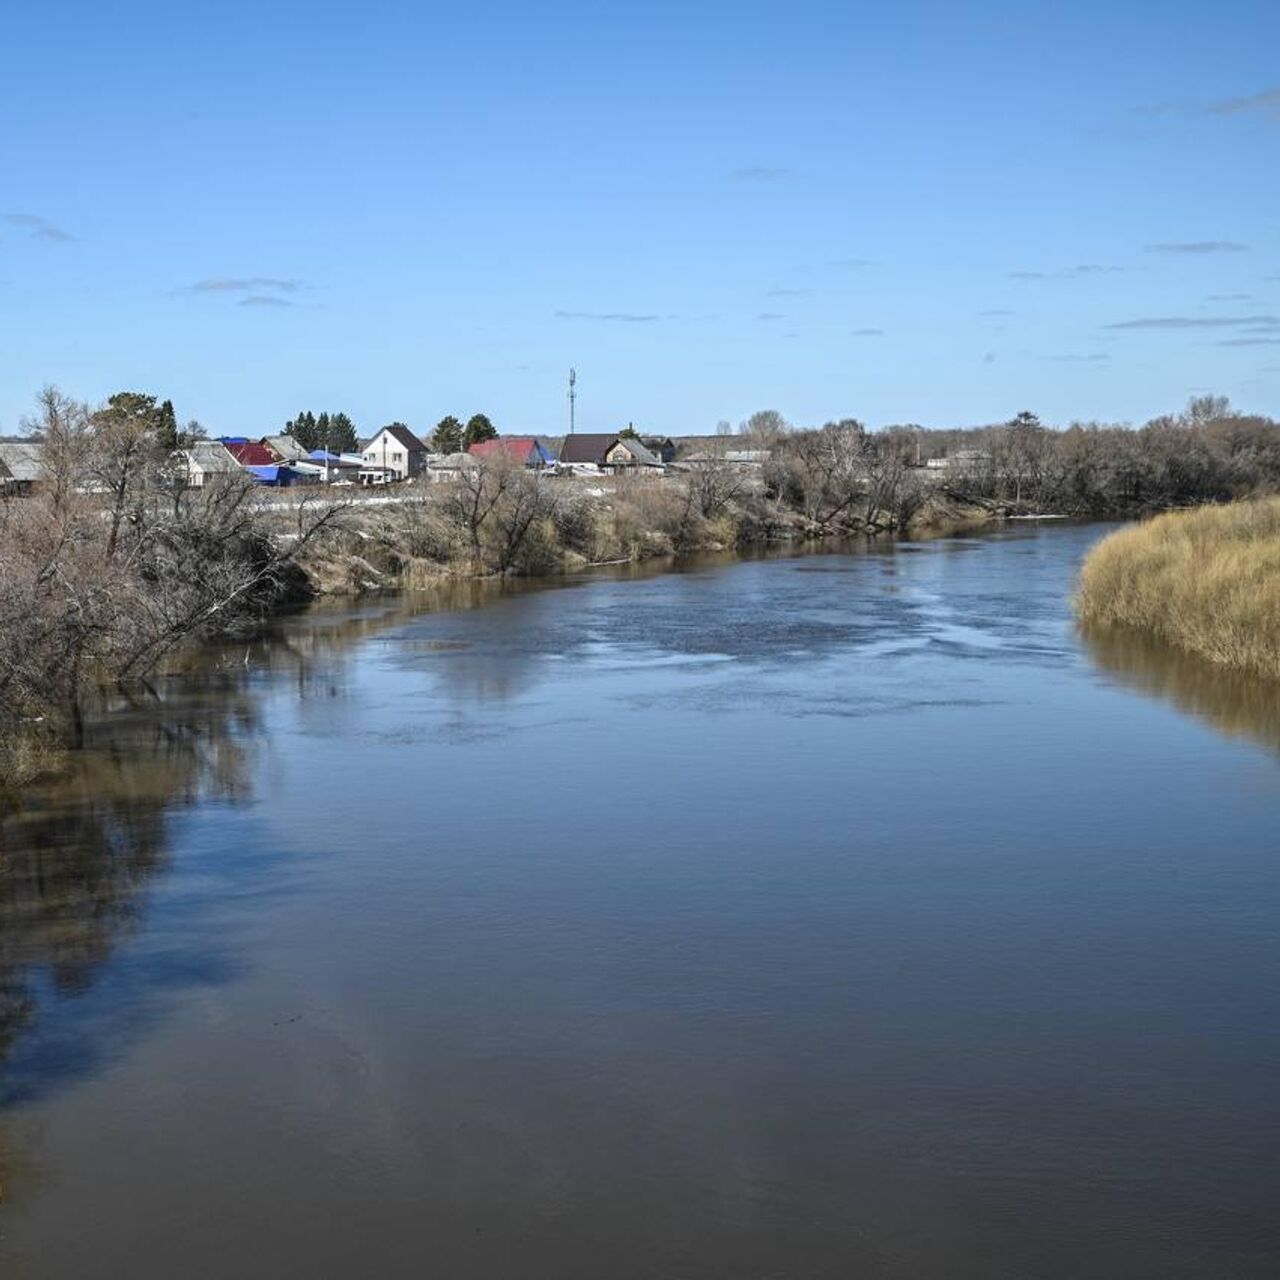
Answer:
[1076,497,1280,681]
[5,388,1280,786]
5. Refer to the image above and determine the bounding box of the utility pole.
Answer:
[568,368,576,435]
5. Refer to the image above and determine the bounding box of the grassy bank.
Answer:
[1076,498,1280,679]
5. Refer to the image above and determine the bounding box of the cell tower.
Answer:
[568,368,577,434]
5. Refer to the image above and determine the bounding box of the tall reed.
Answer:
[1076,498,1280,679]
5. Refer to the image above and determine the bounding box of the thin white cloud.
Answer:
[1206,86,1280,119]
[177,276,304,295]
[555,310,659,323]
[1146,241,1249,254]
[4,213,74,242]
[1105,314,1280,330]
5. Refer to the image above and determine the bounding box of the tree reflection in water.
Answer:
[0,593,462,1107]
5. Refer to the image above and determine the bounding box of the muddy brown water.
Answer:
[2,524,1278,1278]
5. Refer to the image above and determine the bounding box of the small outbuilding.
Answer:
[0,440,44,495]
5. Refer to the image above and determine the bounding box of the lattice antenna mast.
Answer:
[568,368,577,435]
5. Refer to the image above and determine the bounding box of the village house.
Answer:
[362,424,427,481]
[468,436,556,468]
[559,433,664,473]
[0,439,44,495]
[640,435,677,464]
[425,451,480,483]
[605,435,663,470]
[181,439,242,488]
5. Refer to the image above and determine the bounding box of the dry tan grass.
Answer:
[1076,498,1280,679]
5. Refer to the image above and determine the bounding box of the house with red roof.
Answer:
[222,440,280,467]
[467,436,555,469]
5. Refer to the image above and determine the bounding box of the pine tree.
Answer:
[328,412,358,453]
[156,399,179,450]
[431,415,463,453]
[462,413,497,449]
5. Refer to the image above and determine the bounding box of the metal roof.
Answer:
[0,440,44,482]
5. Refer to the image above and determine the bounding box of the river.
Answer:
[2,523,1278,1278]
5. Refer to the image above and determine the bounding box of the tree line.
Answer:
[732,397,1280,519]
[279,411,500,455]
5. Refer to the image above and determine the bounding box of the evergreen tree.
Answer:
[462,413,497,449]
[328,413,358,453]
[431,415,463,453]
[156,399,179,450]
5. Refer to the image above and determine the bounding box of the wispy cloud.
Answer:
[828,257,873,269]
[1105,314,1280,330]
[1208,293,1253,301]
[4,213,74,242]
[1218,337,1280,347]
[980,308,1015,317]
[239,295,294,308]
[757,312,785,321]
[1008,264,1122,280]
[1206,86,1280,120]
[1146,241,1249,254]
[852,328,884,336]
[555,310,659,323]
[727,166,790,182]
[766,287,808,298]
[1045,353,1110,363]
[176,276,304,296]
[983,351,996,365]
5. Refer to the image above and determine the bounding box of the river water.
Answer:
[2,523,1278,1278]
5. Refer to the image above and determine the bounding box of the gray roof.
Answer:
[427,451,479,469]
[611,436,662,467]
[0,440,43,482]
[185,440,241,473]
[263,433,309,461]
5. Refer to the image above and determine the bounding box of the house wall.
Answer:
[362,431,423,480]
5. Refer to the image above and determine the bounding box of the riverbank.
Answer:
[291,480,999,596]
[1076,498,1280,680]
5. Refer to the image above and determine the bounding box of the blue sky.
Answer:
[2,0,1277,436]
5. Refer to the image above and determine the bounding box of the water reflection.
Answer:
[0,595,472,1107]
[1083,623,1280,758]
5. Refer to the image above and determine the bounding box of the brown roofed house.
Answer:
[362,424,427,481]
[558,433,619,467]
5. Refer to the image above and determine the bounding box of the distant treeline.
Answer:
[737,397,1280,514]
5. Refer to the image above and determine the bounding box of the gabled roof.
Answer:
[186,440,241,473]
[611,436,662,467]
[367,424,426,452]
[263,434,309,461]
[559,433,620,465]
[468,436,555,465]
[427,451,479,470]
[224,441,279,466]
[0,440,43,482]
